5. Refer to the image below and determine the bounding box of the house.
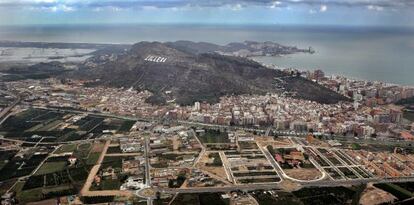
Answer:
[93,175,101,186]
[68,156,77,166]
[121,177,145,190]
[102,168,117,180]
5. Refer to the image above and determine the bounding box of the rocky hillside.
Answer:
[67,41,348,105]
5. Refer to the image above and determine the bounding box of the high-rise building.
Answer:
[194,101,200,111]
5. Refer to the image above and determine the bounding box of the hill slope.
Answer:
[68,41,348,105]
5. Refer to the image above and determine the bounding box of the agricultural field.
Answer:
[91,155,137,191]
[0,150,17,170]
[35,161,67,175]
[0,153,47,181]
[54,144,77,154]
[0,108,136,142]
[10,141,98,203]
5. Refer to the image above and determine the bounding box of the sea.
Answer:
[0,24,413,86]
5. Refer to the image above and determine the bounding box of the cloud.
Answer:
[309,4,327,14]
[269,1,282,9]
[29,4,75,12]
[231,4,243,11]
[367,5,384,11]
[320,5,327,12]
[0,0,413,12]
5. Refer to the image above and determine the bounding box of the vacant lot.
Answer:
[197,129,230,144]
[284,168,323,180]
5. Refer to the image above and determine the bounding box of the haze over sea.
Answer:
[1,24,413,86]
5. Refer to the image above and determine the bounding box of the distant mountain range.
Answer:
[66,41,347,105]
[166,40,314,57]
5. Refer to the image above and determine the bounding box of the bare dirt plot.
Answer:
[359,184,397,205]
[256,137,293,147]
[284,168,323,181]
[196,152,228,182]
[91,143,104,153]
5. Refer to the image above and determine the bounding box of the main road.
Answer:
[143,133,153,205]
[0,90,21,125]
[2,105,412,149]
[155,176,414,194]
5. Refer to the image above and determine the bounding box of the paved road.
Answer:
[259,145,284,181]
[105,153,142,157]
[0,90,20,125]
[143,133,153,205]
[155,176,414,194]
[80,140,110,196]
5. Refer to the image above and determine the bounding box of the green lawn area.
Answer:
[54,144,77,154]
[35,162,67,175]
[86,152,100,165]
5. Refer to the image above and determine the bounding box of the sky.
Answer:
[0,0,413,27]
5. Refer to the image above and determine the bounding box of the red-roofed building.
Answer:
[274,154,284,163]
[400,131,414,141]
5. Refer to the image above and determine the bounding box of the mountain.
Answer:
[67,41,348,105]
[1,62,68,82]
[166,40,313,57]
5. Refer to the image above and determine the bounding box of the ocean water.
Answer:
[0,24,413,85]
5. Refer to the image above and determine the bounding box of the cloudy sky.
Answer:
[0,0,413,26]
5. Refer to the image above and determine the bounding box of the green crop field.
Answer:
[54,144,77,154]
[35,161,67,175]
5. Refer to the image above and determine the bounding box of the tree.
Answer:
[168,179,174,188]
[156,191,161,200]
